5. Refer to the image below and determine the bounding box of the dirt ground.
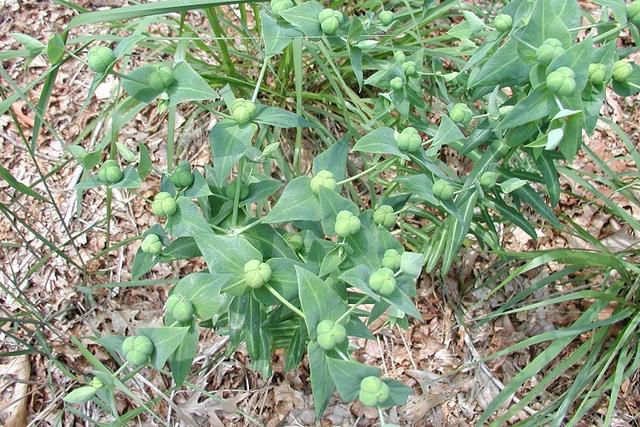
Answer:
[1,1,639,426]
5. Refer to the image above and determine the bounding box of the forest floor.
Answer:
[1,1,639,426]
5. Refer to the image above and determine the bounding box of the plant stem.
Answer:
[336,348,350,361]
[166,106,176,173]
[594,24,626,42]
[265,284,305,319]
[112,361,129,377]
[231,159,245,228]
[378,407,387,427]
[205,7,237,77]
[252,58,269,103]
[233,218,264,235]
[336,295,369,324]
[337,158,395,185]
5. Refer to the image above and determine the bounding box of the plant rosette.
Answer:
[613,60,633,82]
[318,8,344,35]
[396,127,421,152]
[310,170,337,194]
[140,233,162,255]
[493,14,512,32]
[151,192,178,217]
[536,38,564,65]
[546,67,576,96]
[244,259,272,289]
[230,98,257,124]
[121,335,154,367]
[87,46,115,73]
[432,179,455,201]
[381,249,402,271]
[148,65,175,92]
[359,376,391,407]
[316,319,347,351]
[165,294,195,323]
[97,160,123,185]
[373,205,396,229]
[450,103,473,125]
[368,267,396,296]
[334,210,361,237]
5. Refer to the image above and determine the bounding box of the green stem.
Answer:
[594,24,626,42]
[337,158,395,185]
[378,407,387,427]
[205,7,237,77]
[112,361,129,377]
[336,348,350,361]
[252,58,269,102]
[336,295,368,324]
[167,106,176,173]
[231,159,245,228]
[105,187,112,250]
[265,284,305,319]
[233,218,264,235]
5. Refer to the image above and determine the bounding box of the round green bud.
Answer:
[381,249,401,271]
[121,335,154,367]
[379,10,394,26]
[89,377,104,389]
[97,159,123,184]
[319,9,343,35]
[359,376,390,407]
[225,180,249,200]
[151,192,177,217]
[368,268,396,296]
[243,259,272,289]
[373,205,396,229]
[588,63,607,86]
[148,65,175,92]
[613,60,633,82]
[271,0,294,15]
[450,103,473,125]
[628,1,640,26]
[316,319,347,351]
[310,170,337,194]
[286,233,304,251]
[140,233,162,255]
[479,171,499,189]
[87,46,115,73]
[493,14,512,32]
[432,179,455,201]
[169,164,194,188]
[546,66,576,96]
[230,98,257,125]
[390,76,404,90]
[165,293,194,322]
[396,127,422,152]
[334,210,361,237]
[536,38,564,65]
[402,60,417,77]
[64,386,98,404]
[394,51,406,62]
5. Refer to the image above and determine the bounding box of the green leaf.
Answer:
[254,258,303,305]
[261,11,301,58]
[263,176,321,224]
[278,1,323,37]
[137,142,152,179]
[169,324,198,387]
[174,273,231,320]
[163,237,200,259]
[245,295,271,376]
[593,0,627,24]
[441,191,478,275]
[326,358,380,401]
[469,37,531,88]
[111,166,142,189]
[68,0,259,28]
[313,136,349,181]
[534,152,560,207]
[253,105,314,128]
[176,198,262,279]
[318,186,358,236]
[353,127,407,159]
[426,115,465,156]
[123,62,217,106]
[296,266,347,338]
[490,196,538,240]
[382,288,421,319]
[513,184,562,228]
[516,0,573,62]
[339,265,379,301]
[137,326,189,370]
[12,33,44,58]
[0,165,47,202]
[209,119,258,184]
[497,85,555,130]
[400,252,425,280]
[379,379,412,408]
[307,341,334,418]
[47,33,64,64]
[499,177,528,194]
